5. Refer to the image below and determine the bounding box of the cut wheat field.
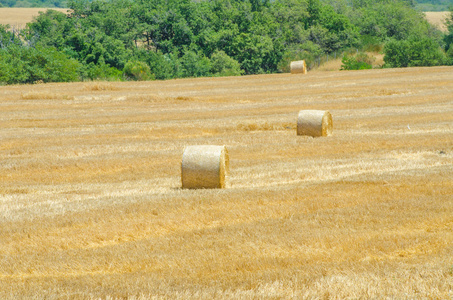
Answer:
[0,8,69,29]
[425,11,450,32]
[0,67,452,299]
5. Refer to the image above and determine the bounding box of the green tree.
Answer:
[210,50,243,76]
[0,24,22,48]
[444,8,453,51]
[384,36,446,67]
[180,48,211,78]
[229,32,276,74]
[0,45,80,84]
[312,5,359,52]
[307,0,321,28]
[351,1,434,42]
[270,0,309,45]
[26,9,71,49]
[135,49,176,80]
[123,61,154,81]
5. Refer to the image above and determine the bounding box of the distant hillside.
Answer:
[416,0,453,11]
[415,0,453,11]
[0,0,67,8]
[1,0,452,9]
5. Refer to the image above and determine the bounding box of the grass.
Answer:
[311,52,385,72]
[0,66,452,299]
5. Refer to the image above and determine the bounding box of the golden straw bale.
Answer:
[290,60,307,74]
[181,145,229,189]
[297,110,333,137]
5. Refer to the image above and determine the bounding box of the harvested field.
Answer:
[425,11,450,32]
[0,8,69,29]
[0,67,452,299]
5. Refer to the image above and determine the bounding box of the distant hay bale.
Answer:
[297,110,333,137]
[290,60,307,74]
[181,145,229,189]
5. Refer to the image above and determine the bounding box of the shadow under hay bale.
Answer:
[290,60,307,74]
[181,145,229,189]
[297,110,333,137]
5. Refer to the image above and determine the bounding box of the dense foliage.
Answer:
[384,36,447,67]
[0,44,80,84]
[445,6,453,59]
[0,0,452,84]
[2,0,452,10]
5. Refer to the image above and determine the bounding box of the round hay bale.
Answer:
[290,60,307,74]
[181,145,229,189]
[297,110,333,137]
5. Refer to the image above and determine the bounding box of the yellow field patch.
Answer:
[425,11,450,32]
[0,8,69,29]
[0,67,452,298]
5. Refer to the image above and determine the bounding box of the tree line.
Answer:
[415,0,453,11]
[0,0,66,8]
[2,0,451,10]
[1,0,453,84]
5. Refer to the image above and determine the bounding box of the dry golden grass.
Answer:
[312,52,385,72]
[312,58,344,72]
[0,8,69,29]
[0,67,452,299]
[425,11,450,32]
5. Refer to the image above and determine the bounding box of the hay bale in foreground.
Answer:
[181,145,229,189]
[297,110,333,137]
[290,60,307,74]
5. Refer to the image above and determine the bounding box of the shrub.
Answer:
[210,50,243,77]
[384,36,446,68]
[180,49,211,78]
[341,52,374,70]
[79,60,123,81]
[123,61,154,81]
[0,45,81,84]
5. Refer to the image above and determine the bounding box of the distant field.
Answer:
[0,67,452,299]
[0,8,68,28]
[425,11,450,32]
